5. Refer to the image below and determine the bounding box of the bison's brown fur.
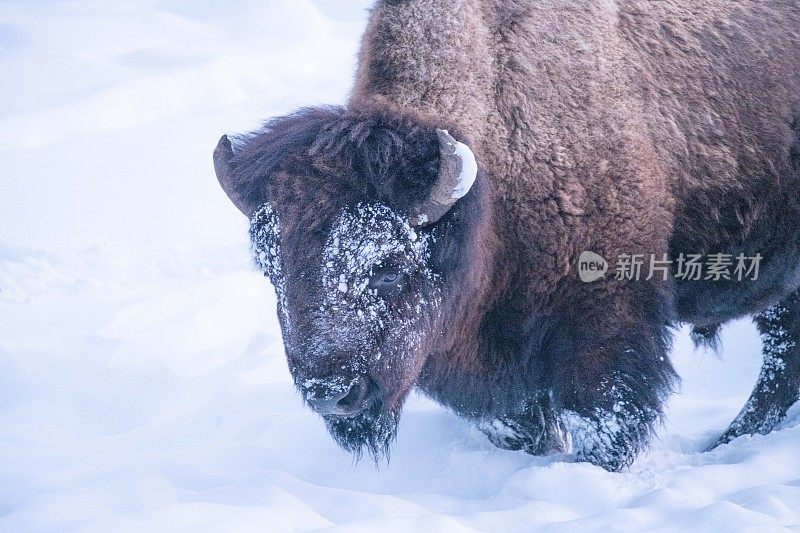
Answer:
[354,0,800,461]
[217,0,800,470]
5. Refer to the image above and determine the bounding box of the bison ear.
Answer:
[214,135,262,217]
[410,130,478,226]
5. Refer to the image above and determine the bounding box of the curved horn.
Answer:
[410,129,478,226]
[214,134,256,217]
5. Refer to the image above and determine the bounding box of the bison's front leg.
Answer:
[555,283,677,471]
[560,365,666,471]
[480,393,568,456]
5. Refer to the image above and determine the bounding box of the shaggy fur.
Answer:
[352,0,800,466]
[216,0,800,471]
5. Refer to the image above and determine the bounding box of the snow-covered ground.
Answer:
[1,1,799,531]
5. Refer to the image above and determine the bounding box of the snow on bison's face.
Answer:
[213,106,480,460]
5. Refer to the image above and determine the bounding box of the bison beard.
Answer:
[324,403,399,462]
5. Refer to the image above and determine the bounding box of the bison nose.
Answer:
[307,377,372,417]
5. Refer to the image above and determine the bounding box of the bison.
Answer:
[213,0,800,471]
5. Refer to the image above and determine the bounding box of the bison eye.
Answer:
[381,272,399,284]
[369,268,407,299]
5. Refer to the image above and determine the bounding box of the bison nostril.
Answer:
[336,378,368,409]
[306,377,372,417]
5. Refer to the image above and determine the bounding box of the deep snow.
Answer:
[1,1,799,531]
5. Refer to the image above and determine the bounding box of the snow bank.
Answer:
[1,246,799,531]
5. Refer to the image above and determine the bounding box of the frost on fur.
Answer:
[318,203,440,364]
[561,377,661,471]
[250,203,291,335]
[479,395,568,456]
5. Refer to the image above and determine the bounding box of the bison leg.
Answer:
[555,286,676,471]
[560,365,669,472]
[712,291,800,448]
[479,394,568,456]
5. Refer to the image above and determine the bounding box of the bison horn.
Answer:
[214,134,260,217]
[410,129,478,226]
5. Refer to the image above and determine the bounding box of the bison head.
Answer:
[213,105,482,460]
